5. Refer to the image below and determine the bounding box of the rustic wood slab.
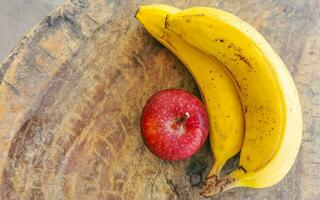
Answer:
[0,0,319,199]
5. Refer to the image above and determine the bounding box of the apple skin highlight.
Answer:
[140,89,209,160]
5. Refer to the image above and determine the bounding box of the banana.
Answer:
[136,5,245,177]
[165,7,302,196]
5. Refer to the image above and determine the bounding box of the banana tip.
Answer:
[134,7,141,19]
[164,14,169,29]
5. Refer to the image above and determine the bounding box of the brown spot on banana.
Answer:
[234,53,253,69]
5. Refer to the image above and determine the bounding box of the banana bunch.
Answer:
[136,4,302,197]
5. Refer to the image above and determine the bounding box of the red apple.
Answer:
[140,89,208,160]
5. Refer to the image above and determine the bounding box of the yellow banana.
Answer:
[165,7,302,196]
[136,5,244,177]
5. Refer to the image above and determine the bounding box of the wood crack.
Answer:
[2,80,20,96]
[166,178,180,197]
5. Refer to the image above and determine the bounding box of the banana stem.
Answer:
[209,161,224,177]
[201,163,246,197]
[200,175,236,197]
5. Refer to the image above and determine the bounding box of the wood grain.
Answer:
[0,0,319,199]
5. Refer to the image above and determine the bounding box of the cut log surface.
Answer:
[0,0,319,199]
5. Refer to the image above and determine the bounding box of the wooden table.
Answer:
[0,0,319,199]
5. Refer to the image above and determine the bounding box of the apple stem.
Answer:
[176,112,190,126]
